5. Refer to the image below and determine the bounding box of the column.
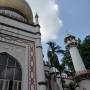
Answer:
[35,38,46,90]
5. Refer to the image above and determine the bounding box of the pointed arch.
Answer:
[0,52,22,90]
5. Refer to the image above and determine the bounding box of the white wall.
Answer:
[78,80,90,90]
[70,47,86,72]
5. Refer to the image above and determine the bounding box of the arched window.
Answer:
[0,52,22,90]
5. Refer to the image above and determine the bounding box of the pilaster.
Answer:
[35,25,46,90]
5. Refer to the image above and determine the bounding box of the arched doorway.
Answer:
[0,52,22,90]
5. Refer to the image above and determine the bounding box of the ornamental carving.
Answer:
[0,33,37,90]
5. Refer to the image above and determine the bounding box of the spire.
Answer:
[35,13,39,25]
[35,13,39,18]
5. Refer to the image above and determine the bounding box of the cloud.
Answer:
[26,0,63,43]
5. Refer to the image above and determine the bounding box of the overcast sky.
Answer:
[26,0,90,61]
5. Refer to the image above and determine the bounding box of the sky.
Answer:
[26,0,90,61]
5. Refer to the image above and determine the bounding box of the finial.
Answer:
[35,13,39,18]
[35,13,39,25]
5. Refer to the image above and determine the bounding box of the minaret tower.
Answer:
[64,34,86,72]
[64,34,90,90]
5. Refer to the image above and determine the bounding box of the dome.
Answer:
[0,0,33,24]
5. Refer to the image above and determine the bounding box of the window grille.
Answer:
[0,52,22,90]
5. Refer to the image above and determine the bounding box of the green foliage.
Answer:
[47,41,64,72]
[78,35,90,69]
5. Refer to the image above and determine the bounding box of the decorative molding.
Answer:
[75,70,90,82]
[0,33,37,90]
[0,14,35,26]
[0,22,40,35]
[28,45,37,90]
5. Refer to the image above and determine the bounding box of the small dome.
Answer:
[0,0,33,24]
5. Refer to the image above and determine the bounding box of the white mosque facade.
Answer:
[0,0,46,90]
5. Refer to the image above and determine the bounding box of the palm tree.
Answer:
[47,41,65,90]
[47,41,64,70]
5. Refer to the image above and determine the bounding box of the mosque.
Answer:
[0,0,89,90]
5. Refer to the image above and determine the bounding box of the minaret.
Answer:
[64,34,86,73]
[64,34,90,90]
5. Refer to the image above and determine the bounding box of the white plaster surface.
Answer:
[35,38,46,90]
[78,80,90,90]
[70,47,86,72]
[0,15,47,90]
